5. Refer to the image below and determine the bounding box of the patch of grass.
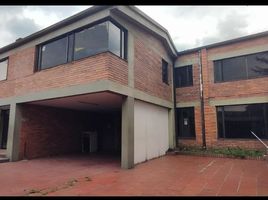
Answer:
[27,189,42,195]
[66,178,78,187]
[177,145,266,159]
[84,176,92,182]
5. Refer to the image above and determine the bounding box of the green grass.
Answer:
[176,145,266,159]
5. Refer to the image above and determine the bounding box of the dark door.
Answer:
[1,110,9,149]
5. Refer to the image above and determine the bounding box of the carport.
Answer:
[12,92,128,167]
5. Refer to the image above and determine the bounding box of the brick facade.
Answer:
[176,36,268,150]
[0,50,128,98]
[19,105,85,160]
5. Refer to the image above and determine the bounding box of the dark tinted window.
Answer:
[37,20,127,71]
[162,59,169,84]
[221,56,246,81]
[109,22,121,57]
[247,52,268,78]
[74,22,109,60]
[217,103,268,139]
[214,51,268,82]
[39,36,68,69]
[177,107,196,138]
[175,65,193,87]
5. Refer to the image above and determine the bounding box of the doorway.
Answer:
[0,109,9,149]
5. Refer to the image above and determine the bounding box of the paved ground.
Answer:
[0,154,267,196]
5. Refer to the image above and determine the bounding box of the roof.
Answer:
[0,5,177,57]
[177,30,268,55]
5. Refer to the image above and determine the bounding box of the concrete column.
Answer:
[128,32,134,88]
[0,110,3,148]
[121,96,134,169]
[6,103,22,161]
[168,108,176,149]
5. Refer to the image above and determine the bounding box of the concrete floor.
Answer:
[0,154,267,196]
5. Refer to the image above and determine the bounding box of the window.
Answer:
[174,65,193,88]
[74,22,109,60]
[214,51,268,82]
[162,59,168,84]
[38,36,68,70]
[177,107,196,138]
[217,103,268,139]
[37,20,127,71]
[0,58,8,81]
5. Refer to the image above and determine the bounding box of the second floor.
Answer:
[175,33,268,103]
[0,6,176,102]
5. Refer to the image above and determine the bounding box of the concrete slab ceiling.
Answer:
[28,92,124,112]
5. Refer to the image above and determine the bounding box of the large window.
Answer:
[177,107,196,138]
[37,20,127,71]
[217,103,268,139]
[214,51,268,82]
[38,36,68,70]
[174,65,193,88]
[0,58,8,81]
[162,59,169,84]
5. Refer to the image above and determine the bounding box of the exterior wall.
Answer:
[19,104,85,160]
[176,36,268,150]
[0,50,128,99]
[133,27,173,102]
[134,100,169,164]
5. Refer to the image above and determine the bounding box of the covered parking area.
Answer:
[5,91,136,168]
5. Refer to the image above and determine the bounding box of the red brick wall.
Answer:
[19,104,85,159]
[0,50,128,98]
[134,37,173,102]
[176,37,268,150]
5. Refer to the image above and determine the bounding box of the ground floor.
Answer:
[176,97,268,149]
[0,154,267,196]
[0,89,174,169]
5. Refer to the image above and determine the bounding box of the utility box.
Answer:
[81,131,98,153]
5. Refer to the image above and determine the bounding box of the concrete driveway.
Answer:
[0,154,267,196]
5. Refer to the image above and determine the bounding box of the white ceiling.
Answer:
[29,92,124,111]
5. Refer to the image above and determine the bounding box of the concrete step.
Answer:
[0,157,9,163]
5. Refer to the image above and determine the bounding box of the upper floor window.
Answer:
[214,51,268,83]
[37,20,127,71]
[217,103,268,139]
[174,65,193,88]
[0,58,8,81]
[162,59,169,84]
[38,36,68,70]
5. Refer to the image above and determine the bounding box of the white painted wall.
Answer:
[134,100,169,164]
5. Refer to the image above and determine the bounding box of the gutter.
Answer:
[198,50,206,149]
[173,59,178,148]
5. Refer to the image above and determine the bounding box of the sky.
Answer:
[1,5,268,51]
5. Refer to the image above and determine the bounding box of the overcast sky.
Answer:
[1,5,268,51]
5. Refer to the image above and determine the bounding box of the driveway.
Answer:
[0,154,267,196]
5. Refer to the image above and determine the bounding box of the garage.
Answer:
[18,92,123,163]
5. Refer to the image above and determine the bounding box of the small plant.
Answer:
[84,176,92,181]
[66,178,78,186]
[27,189,41,194]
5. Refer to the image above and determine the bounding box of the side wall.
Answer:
[134,100,169,164]
[19,104,85,159]
[175,35,268,150]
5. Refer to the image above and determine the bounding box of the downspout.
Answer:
[198,50,206,149]
[173,59,178,148]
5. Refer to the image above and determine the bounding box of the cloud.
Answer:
[0,6,89,48]
[5,17,40,40]
[200,11,249,46]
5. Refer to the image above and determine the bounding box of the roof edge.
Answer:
[0,6,111,55]
[178,30,268,55]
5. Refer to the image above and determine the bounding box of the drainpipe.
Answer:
[173,59,178,148]
[198,50,206,149]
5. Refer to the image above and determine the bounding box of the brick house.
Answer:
[0,6,267,168]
